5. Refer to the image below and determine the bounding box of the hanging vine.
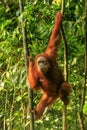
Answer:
[60,0,69,130]
[19,0,34,130]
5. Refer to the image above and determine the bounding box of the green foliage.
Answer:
[0,0,86,130]
[23,2,61,57]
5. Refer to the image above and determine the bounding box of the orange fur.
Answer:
[28,12,72,120]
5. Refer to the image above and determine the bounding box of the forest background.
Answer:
[0,0,87,130]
